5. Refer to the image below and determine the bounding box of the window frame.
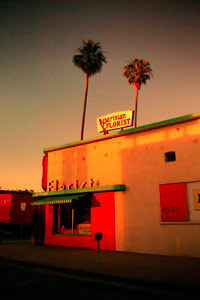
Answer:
[164,151,176,162]
[53,202,91,236]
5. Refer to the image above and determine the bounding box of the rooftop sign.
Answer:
[97,110,134,133]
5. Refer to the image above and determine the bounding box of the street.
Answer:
[0,259,197,299]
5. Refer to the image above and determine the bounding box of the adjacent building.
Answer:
[0,190,38,237]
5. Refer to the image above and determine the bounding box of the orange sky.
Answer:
[0,0,199,192]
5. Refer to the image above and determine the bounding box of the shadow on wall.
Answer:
[61,146,89,190]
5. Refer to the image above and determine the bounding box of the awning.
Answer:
[31,184,126,206]
[33,184,126,199]
[31,193,88,206]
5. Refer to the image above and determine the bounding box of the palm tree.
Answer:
[73,39,107,140]
[123,58,153,127]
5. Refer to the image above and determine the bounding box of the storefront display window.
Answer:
[53,203,91,235]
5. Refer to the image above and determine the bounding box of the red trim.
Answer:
[42,155,48,191]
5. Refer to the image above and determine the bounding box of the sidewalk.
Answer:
[0,239,200,290]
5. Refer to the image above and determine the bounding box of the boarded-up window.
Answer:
[159,183,188,222]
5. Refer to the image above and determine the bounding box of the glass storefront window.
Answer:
[53,203,91,235]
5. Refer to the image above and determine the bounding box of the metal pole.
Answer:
[20,211,23,240]
[97,240,100,264]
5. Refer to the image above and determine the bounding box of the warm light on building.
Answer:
[32,113,200,258]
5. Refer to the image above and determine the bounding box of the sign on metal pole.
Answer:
[20,202,26,239]
[97,110,134,133]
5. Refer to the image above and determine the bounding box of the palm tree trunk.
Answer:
[80,74,89,140]
[134,87,139,128]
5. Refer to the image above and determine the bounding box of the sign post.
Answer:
[95,232,103,264]
[20,202,26,240]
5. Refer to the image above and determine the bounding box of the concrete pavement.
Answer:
[0,239,200,291]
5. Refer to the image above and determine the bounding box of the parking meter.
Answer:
[95,232,103,264]
[95,232,103,241]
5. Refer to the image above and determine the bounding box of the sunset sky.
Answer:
[0,0,199,192]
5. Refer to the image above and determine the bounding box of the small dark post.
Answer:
[95,232,103,264]
[20,202,26,240]
[20,211,23,240]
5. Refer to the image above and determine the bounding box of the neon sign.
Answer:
[48,178,99,192]
[97,110,134,133]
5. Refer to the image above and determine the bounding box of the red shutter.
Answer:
[159,183,188,222]
[42,155,48,191]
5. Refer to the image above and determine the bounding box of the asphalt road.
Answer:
[0,259,198,299]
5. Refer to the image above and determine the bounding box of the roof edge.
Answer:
[43,112,200,154]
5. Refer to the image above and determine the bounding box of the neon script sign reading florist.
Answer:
[48,178,99,192]
[97,110,133,133]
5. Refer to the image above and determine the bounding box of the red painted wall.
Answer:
[0,194,12,223]
[0,194,36,224]
[159,183,188,222]
[45,192,116,251]
[10,195,35,224]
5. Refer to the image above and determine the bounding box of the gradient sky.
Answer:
[0,0,199,192]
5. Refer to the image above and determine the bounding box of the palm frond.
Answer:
[123,58,153,89]
[73,39,107,77]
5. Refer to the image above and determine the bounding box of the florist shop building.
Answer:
[32,112,200,258]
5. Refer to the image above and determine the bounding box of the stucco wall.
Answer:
[47,118,200,257]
